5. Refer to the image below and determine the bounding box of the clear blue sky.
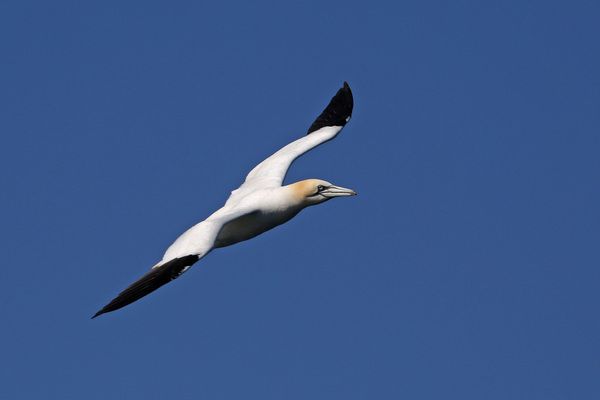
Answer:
[1,1,598,398]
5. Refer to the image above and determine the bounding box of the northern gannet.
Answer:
[93,82,355,318]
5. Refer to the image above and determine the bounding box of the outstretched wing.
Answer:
[93,209,254,318]
[230,82,353,199]
[92,255,200,318]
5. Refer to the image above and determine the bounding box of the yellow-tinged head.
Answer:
[289,179,357,206]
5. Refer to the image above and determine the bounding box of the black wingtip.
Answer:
[307,82,354,135]
[91,255,199,319]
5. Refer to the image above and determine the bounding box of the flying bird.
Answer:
[93,82,355,318]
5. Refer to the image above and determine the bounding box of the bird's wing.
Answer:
[229,82,353,200]
[92,208,254,318]
[92,255,200,318]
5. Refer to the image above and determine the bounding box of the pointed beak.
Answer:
[321,185,357,198]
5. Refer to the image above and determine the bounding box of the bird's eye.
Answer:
[317,185,325,192]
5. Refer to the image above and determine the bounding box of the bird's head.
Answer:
[290,179,357,206]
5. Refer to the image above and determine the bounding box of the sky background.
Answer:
[1,1,599,398]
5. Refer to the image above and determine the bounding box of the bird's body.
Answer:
[93,82,355,318]
[214,185,303,248]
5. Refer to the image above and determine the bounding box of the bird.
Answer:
[92,82,355,318]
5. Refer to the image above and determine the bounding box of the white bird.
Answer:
[93,82,355,318]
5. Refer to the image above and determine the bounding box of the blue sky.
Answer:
[1,1,599,398]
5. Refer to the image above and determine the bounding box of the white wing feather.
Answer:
[229,125,344,201]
